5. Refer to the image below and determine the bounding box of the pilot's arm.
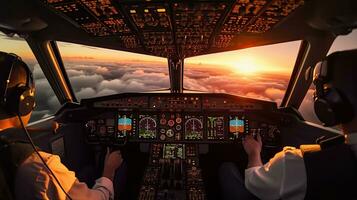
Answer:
[14,150,122,200]
[243,135,307,200]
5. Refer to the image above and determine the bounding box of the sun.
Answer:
[233,57,260,75]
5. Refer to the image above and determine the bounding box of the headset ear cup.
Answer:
[7,86,35,116]
[314,88,354,126]
[314,96,337,126]
[19,88,35,116]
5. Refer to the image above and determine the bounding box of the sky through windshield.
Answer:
[0,30,357,123]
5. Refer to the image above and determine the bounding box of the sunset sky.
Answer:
[1,31,357,75]
[0,30,357,123]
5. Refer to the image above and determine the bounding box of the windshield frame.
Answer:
[50,38,312,108]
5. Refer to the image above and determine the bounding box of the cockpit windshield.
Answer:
[185,41,301,104]
[57,42,170,100]
[58,40,301,104]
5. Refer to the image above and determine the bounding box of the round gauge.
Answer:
[139,116,157,138]
[160,134,166,141]
[184,118,203,139]
[160,118,167,125]
[176,117,182,124]
[168,119,175,127]
[139,117,157,130]
[166,129,174,138]
[176,124,182,131]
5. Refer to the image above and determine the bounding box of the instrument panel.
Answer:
[85,111,264,144]
[80,93,281,147]
[58,93,288,200]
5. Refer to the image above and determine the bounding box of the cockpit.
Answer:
[1,0,357,199]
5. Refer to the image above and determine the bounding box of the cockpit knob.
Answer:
[160,134,166,141]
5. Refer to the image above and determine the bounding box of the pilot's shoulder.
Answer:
[283,146,303,155]
[26,151,60,164]
[273,146,303,160]
[18,151,65,176]
[17,151,76,184]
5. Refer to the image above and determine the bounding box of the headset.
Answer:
[0,52,35,116]
[313,58,354,127]
[0,52,72,200]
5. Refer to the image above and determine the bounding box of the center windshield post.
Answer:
[168,58,184,93]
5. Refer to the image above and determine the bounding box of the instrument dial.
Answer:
[184,116,203,140]
[166,129,174,138]
[139,115,157,139]
[168,119,175,127]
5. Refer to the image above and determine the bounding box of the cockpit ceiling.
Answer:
[43,0,304,58]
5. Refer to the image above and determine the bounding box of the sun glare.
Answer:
[233,57,260,75]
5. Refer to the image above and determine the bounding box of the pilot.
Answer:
[0,51,123,200]
[219,49,357,200]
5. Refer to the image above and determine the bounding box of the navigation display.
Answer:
[184,115,203,140]
[229,116,247,140]
[139,114,157,139]
[117,114,134,138]
[207,116,225,140]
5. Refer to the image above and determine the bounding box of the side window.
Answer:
[0,33,61,122]
[299,30,357,125]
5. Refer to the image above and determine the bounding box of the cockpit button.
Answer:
[176,117,182,124]
[166,129,174,138]
[160,119,167,125]
[168,119,175,127]
[160,134,166,141]
[176,124,182,131]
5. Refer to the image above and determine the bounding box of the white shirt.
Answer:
[245,133,357,200]
[14,151,114,200]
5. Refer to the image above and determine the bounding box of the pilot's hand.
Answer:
[103,148,123,181]
[243,134,263,168]
[243,134,262,156]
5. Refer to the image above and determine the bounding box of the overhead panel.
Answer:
[44,0,142,50]
[43,0,304,58]
[143,31,175,57]
[246,0,305,33]
[80,0,131,34]
[125,3,175,57]
[214,0,267,48]
[173,1,228,58]
[214,0,304,49]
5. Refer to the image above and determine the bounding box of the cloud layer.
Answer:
[27,60,319,125]
[64,61,170,100]
[184,66,289,105]
[25,60,61,122]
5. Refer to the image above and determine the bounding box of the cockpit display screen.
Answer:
[163,144,185,159]
[139,114,157,139]
[184,115,203,140]
[229,116,247,140]
[207,116,225,140]
[117,114,134,138]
